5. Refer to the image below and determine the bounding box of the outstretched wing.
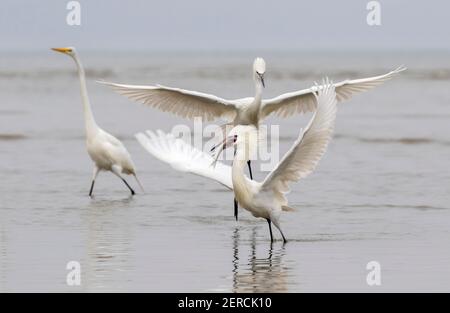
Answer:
[261,80,338,202]
[98,81,239,122]
[261,66,405,118]
[136,130,233,189]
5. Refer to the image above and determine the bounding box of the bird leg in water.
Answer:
[89,166,99,197]
[281,233,287,244]
[247,160,253,179]
[89,181,95,197]
[121,178,135,196]
[267,219,274,243]
[233,147,239,221]
[272,219,288,244]
[111,166,135,196]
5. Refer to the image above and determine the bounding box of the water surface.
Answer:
[1,51,450,292]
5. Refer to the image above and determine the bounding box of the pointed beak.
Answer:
[258,73,265,88]
[51,47,71,54]
[210,135,236,167]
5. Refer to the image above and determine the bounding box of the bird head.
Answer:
[253,57,266,88]
[51,46,77,58]
[211,125,259,166]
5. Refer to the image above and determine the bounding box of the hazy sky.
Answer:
[0,0,448,52]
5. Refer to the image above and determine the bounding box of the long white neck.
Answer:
[253,78,264,104]
[232,148,252,204]
[245,78,264,125]
[73,54,98,136]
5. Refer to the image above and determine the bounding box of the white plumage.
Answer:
[136,130,234,190]
[100,58,403,216]
[261,67,405,118]
[137,80,338,242]
[253,57,266,74]
[98,59,404,128]
[52,47,143,196]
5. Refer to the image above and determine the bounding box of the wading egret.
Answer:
[100,59,403,216]
[52,47,143,196]
[136,80,338,242]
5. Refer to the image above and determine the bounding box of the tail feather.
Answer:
[282,205,297,212]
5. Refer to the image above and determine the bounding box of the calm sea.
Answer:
[1,51,450,292]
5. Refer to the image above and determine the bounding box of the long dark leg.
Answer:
[272,220,288,244]
[266,219,274,243]
[89,180,95,197]
[89,167,99,197]
[280,231,287,244]
[232,147,238,219]
[247,160,253,180]
[122,178,135,196]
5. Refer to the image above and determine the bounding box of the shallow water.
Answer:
[1,51,450,292]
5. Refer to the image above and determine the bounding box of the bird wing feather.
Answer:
[99,130,136,174]
[261,80,338,201]
[98,81,239,122]
[261,66,405,119]
[136,130,233,189]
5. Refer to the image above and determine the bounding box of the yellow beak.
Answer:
[51,47,71,54]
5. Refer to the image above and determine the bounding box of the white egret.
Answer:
[100,59,403,216]
[136,80,338,242]
[52,47,143,196]
[98,59,403,127]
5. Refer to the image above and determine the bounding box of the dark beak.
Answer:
[210,135,236,167]
[258,73,265,88]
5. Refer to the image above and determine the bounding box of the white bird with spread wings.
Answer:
[137,80,338,243]
[99,58,404,128]
[100,58,404,217]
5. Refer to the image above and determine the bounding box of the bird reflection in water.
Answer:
[232,227,289,292]
[83,196,134,291]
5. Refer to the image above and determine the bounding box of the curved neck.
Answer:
[245,78,263,125]
[232,148,252,203]
[73,54,98,136]
[254,79,264,103]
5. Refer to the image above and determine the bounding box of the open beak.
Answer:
[51,47,71,54]
[210,135,236,167]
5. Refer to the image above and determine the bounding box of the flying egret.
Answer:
[136,80,338,242]
[52,47,143,196]
[98,58,403,126]
[99,59,404,217]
